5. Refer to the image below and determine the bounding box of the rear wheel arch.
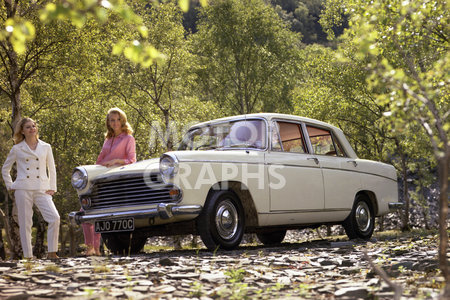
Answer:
[357,190,378,216]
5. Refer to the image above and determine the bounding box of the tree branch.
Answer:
[362,250,403,300]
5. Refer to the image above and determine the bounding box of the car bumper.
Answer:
[68,203,203,226]
[388,202,404,211]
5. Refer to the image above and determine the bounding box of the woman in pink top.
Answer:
[83,108,136,256]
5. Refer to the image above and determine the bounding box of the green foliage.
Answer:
[324,0,449,160]
[219,268,249,299]
[1,0,201,66]
[225,268,246,283]
[189,281,204,298]
[93,264,112,273]
[191,0,302,114]
[293,44,399,162]
[272,0,331,44]
[44,264,61,273]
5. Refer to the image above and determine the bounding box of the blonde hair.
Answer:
[105,107,133,139]
[13,117,39,144]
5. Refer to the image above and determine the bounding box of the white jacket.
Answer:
[2,140,57,192]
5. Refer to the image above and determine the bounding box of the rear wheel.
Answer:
[256,230,286,245]
[197,190,245,251]
[343,194,375,240]
[102,232,147,255]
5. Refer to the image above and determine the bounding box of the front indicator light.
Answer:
[169,186,182,201]
[80,197,92,210]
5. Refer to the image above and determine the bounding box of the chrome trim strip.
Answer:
[260,208,351,214]
[388,202,404,210]
[179,159,265,164]
[267,162,397,182]
[68,204,202,226]
[319,165,397,182]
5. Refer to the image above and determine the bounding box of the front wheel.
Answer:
[102,232,147,255]
[343,194,375,240]
[197,190,245,251]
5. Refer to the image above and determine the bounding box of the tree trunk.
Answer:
[437,155,449,296]
[419,177,430,230]
[0,226,5,260]
[172,235,182,250]
[326,225,332,236]
[1,193,15,259]
[6,40,23,259]
[163,111,173,151]
[69,223,76,257]
[190,235,198,248]
[400,152,410,231]
[9,203,22,259]
[8,39,22,132]
[379,215,384,232]
[60,223,67,257]
[0,193,10,259]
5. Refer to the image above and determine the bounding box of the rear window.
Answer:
[306,125,345,156]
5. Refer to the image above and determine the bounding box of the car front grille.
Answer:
[87,174,175,209]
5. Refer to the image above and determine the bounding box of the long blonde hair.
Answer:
[13,118,39,144]
[105,107,133,139]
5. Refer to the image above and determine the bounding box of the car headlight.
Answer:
[160,154,179,181]
[71,167,88,190]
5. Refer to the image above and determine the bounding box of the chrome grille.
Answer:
[88,174,174,209]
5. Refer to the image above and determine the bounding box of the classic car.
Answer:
[69,113,401,254]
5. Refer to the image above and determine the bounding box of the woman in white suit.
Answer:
[2,118,60,259]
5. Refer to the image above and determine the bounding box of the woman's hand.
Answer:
[103,159,124,167]
[46,190,55,196]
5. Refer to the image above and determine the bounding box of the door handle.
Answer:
[347,160,357,167]
[307,157,319,164]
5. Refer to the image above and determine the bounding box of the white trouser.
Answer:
[14,190,60,258]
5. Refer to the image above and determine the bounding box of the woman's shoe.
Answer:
[84,246,96,256]
[47,252,60,260]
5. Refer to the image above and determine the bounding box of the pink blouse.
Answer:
[96,133,136,165]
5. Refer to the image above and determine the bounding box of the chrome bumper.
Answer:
[68,203,202,226]
[388,202,404,211]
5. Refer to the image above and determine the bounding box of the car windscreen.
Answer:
[178,119,266,150]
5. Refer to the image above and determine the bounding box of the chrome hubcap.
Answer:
[215,200,238,240]
[355,201,371,232]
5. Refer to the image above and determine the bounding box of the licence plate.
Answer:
[94,218,134,233]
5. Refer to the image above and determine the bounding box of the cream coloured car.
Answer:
[69,113,401,254]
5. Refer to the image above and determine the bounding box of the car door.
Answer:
[266,120,325,211]
[304,125,361,210]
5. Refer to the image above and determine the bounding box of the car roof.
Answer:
[192,113,338,131]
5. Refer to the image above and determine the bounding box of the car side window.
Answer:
[305,125,345,156]
[275,121,307,153]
